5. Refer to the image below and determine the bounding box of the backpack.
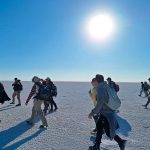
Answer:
[51,84,57,97]
[144,84,149,91]
[105,86,121,111]
[35,83,51,100]
[19,84,23,91]
[113,83,119,92]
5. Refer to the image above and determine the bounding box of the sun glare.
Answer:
[86,13,116,42]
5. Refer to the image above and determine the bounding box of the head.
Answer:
[144,82,147,85]
[14,78,18,81]
[148,78,150,82]
[141,82,143,84]
[91,78,98,87]
[42,80,47,85]
[95,74,104,83]
[32,76,40,83]
[45,77,51,84]
[107,77,111,83]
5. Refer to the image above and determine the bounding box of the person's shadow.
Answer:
[0,120,45,150]
[115,114,132,137]
[0,105,16,112]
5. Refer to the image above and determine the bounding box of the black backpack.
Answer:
[113,83,120,92]
[35,83,51,100]
[19,84,23,91]
[51,84,57,97]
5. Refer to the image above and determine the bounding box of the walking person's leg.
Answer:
[102,116,127,150]
[89,116,105,150]
[143,97,150,108]
[139,89,143,96]
[36,100,48,127]
[16,92,21,106]
[11,91,16,104]
[27,99,38,125]
[43,101,49,115]
[91,115,99,135]
[51,98,58,111]
[144,91,148,97]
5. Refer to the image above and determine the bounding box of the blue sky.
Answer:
[0,0,150,82]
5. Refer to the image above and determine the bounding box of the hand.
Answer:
[88,113,93,119]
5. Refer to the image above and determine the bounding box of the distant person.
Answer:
[148,78,150,83]
[10,78,22,106]
[142,97,150,109]
[142,80,150,108]
[0,82,11,104]
[143,82,149,97]
[43,77,58,115]
[107,77,119,92]
[89,74,126,150]
[89,78,99,135]
[139,82,144,96]
[25,76,48,128]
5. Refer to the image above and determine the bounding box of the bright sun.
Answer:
[86,13,116,42]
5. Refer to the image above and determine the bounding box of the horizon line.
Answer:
[0,80,140,83]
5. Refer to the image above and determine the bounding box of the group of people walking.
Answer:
[25,76,58,128]
[1,75,150,149]
[0,76,58,128]
[139,78,150,108]
[88,75,126,150]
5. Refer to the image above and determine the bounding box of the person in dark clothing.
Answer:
[88,74,126,150]
[139,82,145,96]
[143,82,149,97]
[10,78,22,106]
[43,77,58,115]
[0,82,11,104]
[142,97,150,109]
[107,77,119,92]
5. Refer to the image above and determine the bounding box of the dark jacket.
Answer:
[0,82,11,104]
[12,82,22,91]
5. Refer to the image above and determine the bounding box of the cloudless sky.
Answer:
[0,0,150,82]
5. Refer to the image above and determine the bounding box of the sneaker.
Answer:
[89,145,100,150]
[16,104,21,107]
[118,140,127,150]
[138,95,141,96]
[39,125,48,128]
[10,102,15,104]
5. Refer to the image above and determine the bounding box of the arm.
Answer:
[90,87,106,115]
[25,84,36,105]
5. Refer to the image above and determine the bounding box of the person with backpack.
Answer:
[10,78,22,106]
[139,82,145,96]
[89,78,99,135]
[88,74,126,150]
[25,76,48,128]
[43,77,58,115]
[0,82,11,104]
[107,77,119,93]
[143,82,149,97]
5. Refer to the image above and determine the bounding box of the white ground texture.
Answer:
[0,82,149,150]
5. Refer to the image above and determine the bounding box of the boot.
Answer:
[118,140,127,150]
[89,144,100,150]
